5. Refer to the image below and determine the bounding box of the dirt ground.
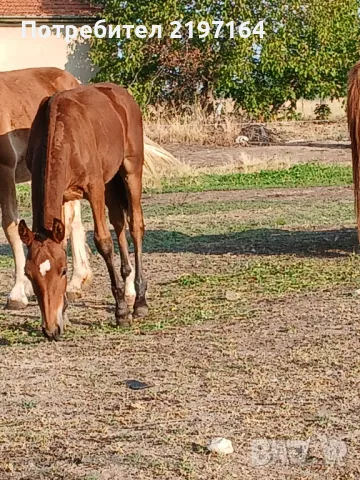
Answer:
[165,141,351,169]
[0,143,359,479]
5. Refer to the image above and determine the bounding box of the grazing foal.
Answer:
[0,67,93,309]
[19,83,148,340]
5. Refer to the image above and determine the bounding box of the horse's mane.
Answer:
[348,61,360,242]
[27,92,58,235]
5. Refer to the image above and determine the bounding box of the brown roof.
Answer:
[0,0,102,17]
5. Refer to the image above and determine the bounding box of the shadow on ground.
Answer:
[0,228,356,260]
[282,141,350,150]
[0,244,11,256]
[83,227,358,258]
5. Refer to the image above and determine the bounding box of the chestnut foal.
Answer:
[19,83,148,340]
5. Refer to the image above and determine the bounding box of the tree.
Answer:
[89,0,360,118]
[90,0,256,108]
[236,0,360,118]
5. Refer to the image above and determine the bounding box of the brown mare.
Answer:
[348,61,360,240]
[19,83,148,340]
[0,67,94,309]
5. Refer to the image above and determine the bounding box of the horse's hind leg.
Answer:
[62,200,94,301]
[0,167,33,310]
[121,160,148,319]
[105,175,136,309]
[88,185,131,326]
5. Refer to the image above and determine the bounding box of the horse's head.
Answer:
[18,219,68,341]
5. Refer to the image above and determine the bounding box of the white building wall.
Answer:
[0,25,97,83]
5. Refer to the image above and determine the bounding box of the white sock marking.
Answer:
[125,266,136,298]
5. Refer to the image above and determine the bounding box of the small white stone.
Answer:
[129,401,145,410]
[225,291,240,302]
[207,437,234,455]
[235,135,249,146]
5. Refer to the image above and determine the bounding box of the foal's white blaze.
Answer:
[39,259,51,277]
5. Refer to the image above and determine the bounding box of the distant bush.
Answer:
[314,103,331,120]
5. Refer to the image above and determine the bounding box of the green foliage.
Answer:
[90,0,360,117]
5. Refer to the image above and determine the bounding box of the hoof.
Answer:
[24,281,34,298]
[5,298,28,311]
[133,303,149,319]
[116,313,132,328]
[67,272,94,302]
[66,288,82,303]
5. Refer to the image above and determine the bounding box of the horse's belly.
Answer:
[15,157,31,183]
[8,130,31,183]
[63,186,84,202]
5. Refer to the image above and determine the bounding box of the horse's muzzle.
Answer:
[42,325,62,341]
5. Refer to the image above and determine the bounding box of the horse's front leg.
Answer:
[62,200,94,301]
[88,187,131,327]
[0,168,33,310]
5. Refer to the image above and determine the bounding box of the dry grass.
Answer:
[144,104,349,147]
[145,103,241,147]
[142,143,293,190]
[194,151,293,175]
[274,121,349,142]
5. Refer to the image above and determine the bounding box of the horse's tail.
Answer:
[142,135,189,187]
[143,135,180,175]
[348,62,360,243]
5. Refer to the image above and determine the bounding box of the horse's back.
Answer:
[0,67,78,93]
[50,82,142,148]
[37,82,144,187]
[0,67,79,182]
[0,67,79,132]
[57,82,144,157]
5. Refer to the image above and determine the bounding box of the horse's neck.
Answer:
[32,155,66,233]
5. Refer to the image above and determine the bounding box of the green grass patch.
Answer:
[174,254,360,297]
[16,184,31,210]
[139,198,356,254]
[17,164,353,219]
[0,255,14,269]
[144,199,279,218]
[145,163,353,194]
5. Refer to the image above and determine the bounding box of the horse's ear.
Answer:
[18,220,34,246]
[52,218,65,244]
